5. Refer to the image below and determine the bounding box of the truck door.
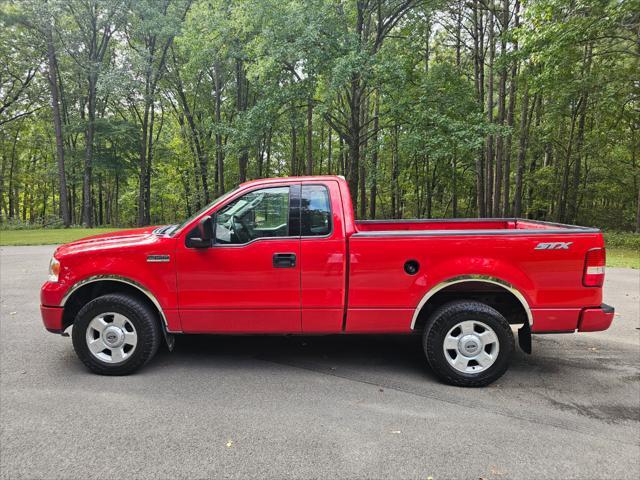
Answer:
[176,184,301,333]
[300,181,348,333]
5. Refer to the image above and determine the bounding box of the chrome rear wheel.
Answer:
[443,320,499,374]
[423,300,514,387]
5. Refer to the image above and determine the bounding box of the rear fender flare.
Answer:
[410,274,533,329]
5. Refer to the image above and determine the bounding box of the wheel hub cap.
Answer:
[459,334,481,357]
[103,326,125,348]
[85,312,137,364]
[443,320,500,374]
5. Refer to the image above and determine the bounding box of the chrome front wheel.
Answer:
[72,293,161,375]
[85,312,138,364]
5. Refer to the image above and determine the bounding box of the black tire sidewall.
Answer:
[423,301,514,387]
[72,294,160,375]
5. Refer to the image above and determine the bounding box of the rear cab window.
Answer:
[301,185,332,236]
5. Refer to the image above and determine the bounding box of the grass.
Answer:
[605,248,639,269]
[1,227,637,268]
[603,232,639,269]
[0,228,124,246]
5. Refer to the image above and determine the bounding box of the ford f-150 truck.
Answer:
[41,176,614,386]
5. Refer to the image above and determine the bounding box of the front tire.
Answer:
[72,293,161,375]
[423,300,514,387]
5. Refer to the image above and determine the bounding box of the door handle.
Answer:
[273,253,296,268]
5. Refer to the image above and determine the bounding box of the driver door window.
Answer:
[215,187,290,244]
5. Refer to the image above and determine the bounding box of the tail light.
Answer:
[583,248,605,287]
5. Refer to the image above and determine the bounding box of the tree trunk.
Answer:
[455,2,461,68]
[41,187,48,222]
[527,92,543,214]
[339,136,345,176]
[369,92,379,218]
[558,105,580,222]
[256,138,264,178]
[291,123,297,176]
[7,126,19,218]
[502,67,516,216]
[391,124,400,218]
[358,94,368,218]
[473,0,486,217]
[22,186,28,222]
[98,174,103,226]
[236,58,248,183]
[137,95,155,226]
[567,93,588,223]
[306,100,313,175]
[238,151,248,183]
[494,0,509,216]
[632,120,640,233]
[145,105,155,224]
[426,155,433,218]
[265,128,272,177]
[214,62,224,195]
[82,72,96,227]
[513,79,530,217]
[452,153,458,217]
[0,153,7,219]
[138,95,150,225]
[503,0,520,215]
[424,14,431,74]
[567,45,592,223]
[175,66,208,203]
[327,124,333,174]
[46,22,70,227]
[70,180,76,224]
[485,8,495,217]
[347,73,361,214]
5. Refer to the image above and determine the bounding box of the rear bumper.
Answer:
[531,304,615,333]
[578,304,615,332]
[41,305,64,333]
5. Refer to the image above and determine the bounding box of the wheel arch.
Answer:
[411,275,533,331]
[60,276,175,349]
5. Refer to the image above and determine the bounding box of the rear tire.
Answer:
[72,293,161,375]
[423,300,514,387]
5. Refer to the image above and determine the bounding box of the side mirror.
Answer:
[186,216,213,248]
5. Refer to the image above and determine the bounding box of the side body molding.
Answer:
[410,274,533,329]
[60,275,173,332]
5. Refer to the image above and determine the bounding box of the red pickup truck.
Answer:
[41,176,614,386]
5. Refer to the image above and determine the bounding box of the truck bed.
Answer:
[354,218,599,235]
[346,217,604,334]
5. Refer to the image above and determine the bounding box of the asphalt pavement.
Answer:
[1,245,639,479]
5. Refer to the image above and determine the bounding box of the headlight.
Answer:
[48,257,60,282]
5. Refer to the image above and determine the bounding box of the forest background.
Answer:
[0,0,638,259]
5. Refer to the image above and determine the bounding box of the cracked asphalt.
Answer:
[1,245,639,479]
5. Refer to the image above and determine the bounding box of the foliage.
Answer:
[603,232,640,250]
[0,0,638,232]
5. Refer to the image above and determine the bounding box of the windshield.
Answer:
[169,187,240,236]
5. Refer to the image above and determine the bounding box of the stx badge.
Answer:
[534,242,572,250]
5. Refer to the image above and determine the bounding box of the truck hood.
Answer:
[54,226,163,258]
